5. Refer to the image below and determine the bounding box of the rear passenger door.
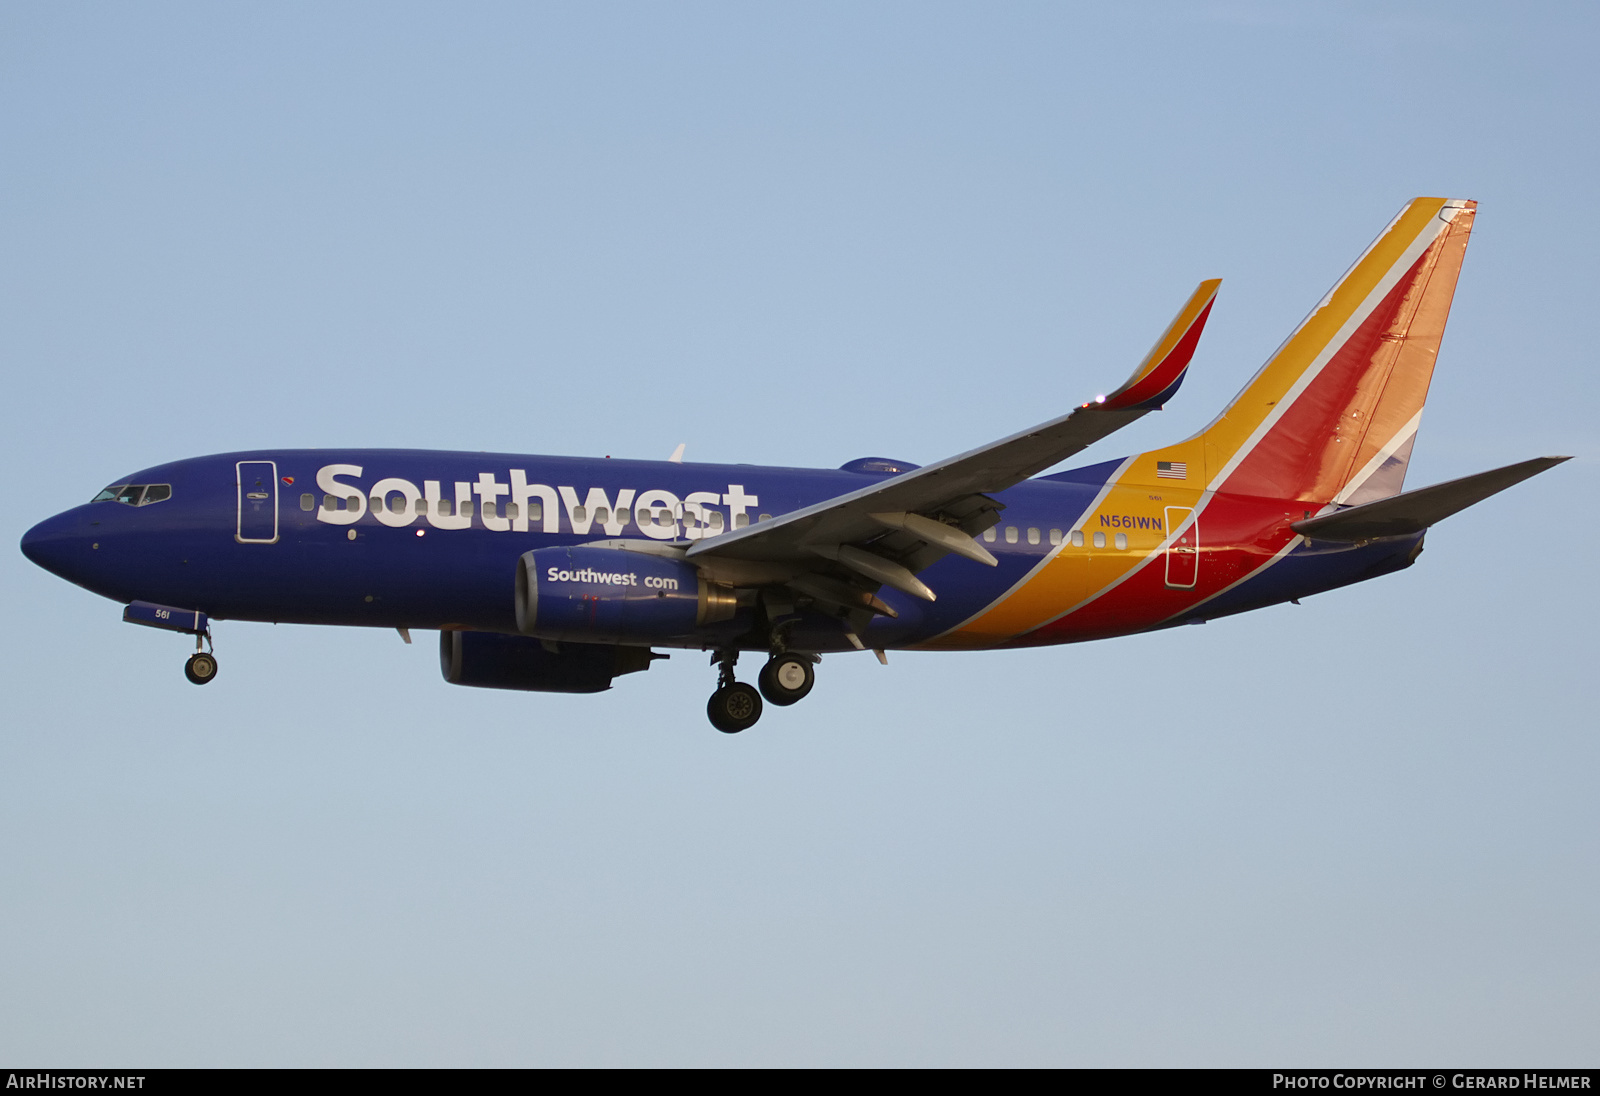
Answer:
[1163,506,1197,588]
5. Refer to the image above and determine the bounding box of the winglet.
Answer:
[1096,278,1221,412]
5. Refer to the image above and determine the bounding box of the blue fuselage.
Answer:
[20,449,1418,653]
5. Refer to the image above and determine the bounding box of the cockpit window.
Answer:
[90,483,172,507]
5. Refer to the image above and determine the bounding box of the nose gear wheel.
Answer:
[185,651,218,685]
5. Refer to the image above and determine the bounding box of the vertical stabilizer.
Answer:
[1140,198,1476,503]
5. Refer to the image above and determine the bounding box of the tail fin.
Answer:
[1138,198,1476,502]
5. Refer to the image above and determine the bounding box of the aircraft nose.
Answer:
[20,510,88,581]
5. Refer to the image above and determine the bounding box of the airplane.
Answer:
[19,197,1569,733]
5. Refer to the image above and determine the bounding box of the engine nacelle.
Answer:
[515,545,736,644]
[440,630,656,693]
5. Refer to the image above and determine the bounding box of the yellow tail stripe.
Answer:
[1195,198,1453,485]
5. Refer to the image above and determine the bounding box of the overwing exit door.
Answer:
[236,461,279,544]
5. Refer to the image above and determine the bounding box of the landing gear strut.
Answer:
[706,650,762,734]
[184,631,218,685]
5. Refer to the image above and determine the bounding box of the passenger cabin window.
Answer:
[982,528,997,543]
[1027,527,1040,545]
[1093,531,1106,548]
[91,483,172,507]
[1072,530,1084,547]
[301,493,315,511]
[1005,526,1019,544]
[1049,529,1063,546]
[1115,533,1128,550]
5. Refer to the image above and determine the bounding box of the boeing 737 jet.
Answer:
[20,198,1567,732]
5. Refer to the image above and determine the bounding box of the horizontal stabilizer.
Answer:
[1292,456,1570,541]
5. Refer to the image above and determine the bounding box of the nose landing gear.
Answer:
[185,651,218,685]
[121,602,218,686]
[183,631,218,685]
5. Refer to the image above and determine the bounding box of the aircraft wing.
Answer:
[685,279,1220,606]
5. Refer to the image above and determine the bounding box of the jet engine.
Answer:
[514,545,736,644]
[440,629,658,693]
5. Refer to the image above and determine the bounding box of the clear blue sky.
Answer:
[3,1,1595,1066]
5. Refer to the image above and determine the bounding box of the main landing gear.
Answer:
[707,651,762,734]
[758,653,815,706]
[184,631,218,685]
[705,650,821,733]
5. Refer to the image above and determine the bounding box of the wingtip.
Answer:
[1097,278,1220,412]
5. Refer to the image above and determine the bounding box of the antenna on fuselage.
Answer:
[668,442,686,464]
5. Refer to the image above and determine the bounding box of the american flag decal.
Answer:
[1156,460,1188,480]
